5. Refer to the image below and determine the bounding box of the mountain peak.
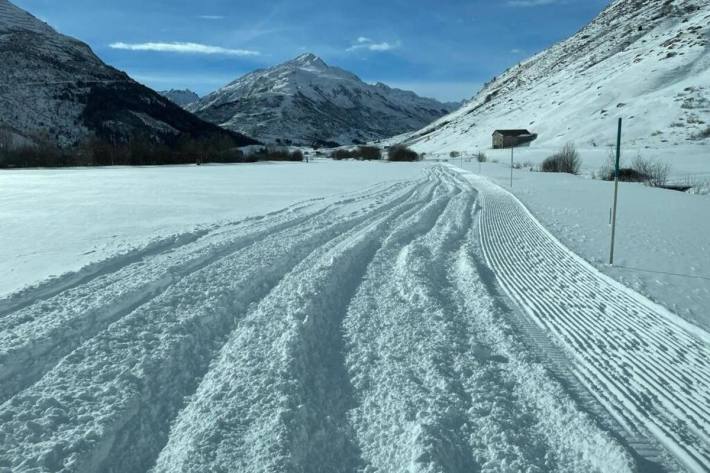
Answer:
[159,89,200,108]
[190,55,458,146]
[290,53,327,68]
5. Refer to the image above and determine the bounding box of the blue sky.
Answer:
[14,0,610,102]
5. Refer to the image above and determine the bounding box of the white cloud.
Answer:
[198,15,225,20]
[109,42,260,56]
[347,37,400,52]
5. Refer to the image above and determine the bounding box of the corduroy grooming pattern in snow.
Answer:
[1,167,641,473]
[457,166,710,473]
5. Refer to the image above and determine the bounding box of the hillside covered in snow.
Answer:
[0,0,254,148]
[401,0,710,153]
[188,53,459,146]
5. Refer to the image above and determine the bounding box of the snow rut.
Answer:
[0,166,662,473]
[0,183,409,404]
[150,172,445,473]
[0,178,423,473]
[457,167,710,473]
[343,173,635,473]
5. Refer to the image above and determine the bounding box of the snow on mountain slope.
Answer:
[401,0,710,153]
[159,89,200,108]
[0,0,254,148]
[188,53,459,146]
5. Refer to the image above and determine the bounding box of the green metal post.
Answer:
[609,118,622,265]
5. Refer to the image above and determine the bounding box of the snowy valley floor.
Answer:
[0,162,708,473]
[454,150,710,333]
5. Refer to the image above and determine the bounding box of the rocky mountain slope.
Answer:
[0,0,255,148]
[159,89,200,108]
[188,53,459,146]
[400,0,710,153]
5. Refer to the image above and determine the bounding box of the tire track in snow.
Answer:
[342,173,632,473]
[343,177,495,472]
[0,173,415,312]
[149,170,451,473]
[454,167,710,473]
[0,231,209,318]
[0,178,428,473]
[0,178,408,319]
[0,181,412,405]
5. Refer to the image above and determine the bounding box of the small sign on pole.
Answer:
[609,118,622,265]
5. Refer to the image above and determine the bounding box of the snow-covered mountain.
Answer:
[400,0,710,153]
[188,53,459,146]
[0,0,254,148]
[159,89,200,108]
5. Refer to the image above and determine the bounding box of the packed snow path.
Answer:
[453,167,710,473]
[0,165,705,473]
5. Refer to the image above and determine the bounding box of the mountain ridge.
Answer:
[0,0,256,149]
[188,53,460,146]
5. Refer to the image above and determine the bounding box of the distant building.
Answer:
[492,129,538,149]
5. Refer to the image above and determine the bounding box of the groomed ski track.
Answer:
[0,165,707,473]
[451,166,710,473]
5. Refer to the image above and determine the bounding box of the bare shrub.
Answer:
[541,143,581,174]
[290,149,305,162]
[631,155,671,187]
[692,126,710,140]
[449,151,461,158]
[599,151,672,187]
[387,145,420,162]
[474,151,487,163]
[331,149,355,160]
[357,146,382,160]
[597,148,618,180]
[687,178,710,195]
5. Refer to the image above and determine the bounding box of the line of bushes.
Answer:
[331,145,422,162]
[0,133,305,168]
[246,146,304,162]
[0,133,256,168]
[331,146,382,161]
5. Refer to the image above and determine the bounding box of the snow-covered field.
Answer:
[449,150,710,333]
[0,161,427,296]
[1,161,708,473]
